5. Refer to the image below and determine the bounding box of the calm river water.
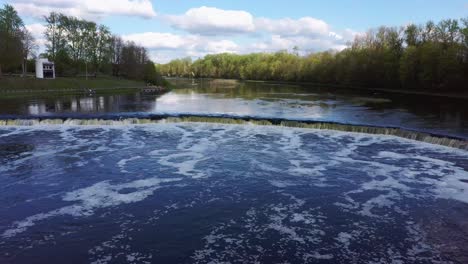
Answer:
[0,79,467,263]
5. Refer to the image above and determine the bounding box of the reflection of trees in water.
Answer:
[23,93,157,115]
[169,79,468,135]
[172,79,318,101]
[365,94,467,131]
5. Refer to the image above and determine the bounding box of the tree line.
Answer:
[0,4,163,85]
[160,18,468,92]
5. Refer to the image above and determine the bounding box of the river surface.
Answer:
[0,79,467,138]
[0,79,468,264]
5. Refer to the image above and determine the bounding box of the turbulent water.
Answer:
[1,116,467,150]
[1,123,468,263]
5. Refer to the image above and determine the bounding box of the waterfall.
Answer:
[0,115,466,150]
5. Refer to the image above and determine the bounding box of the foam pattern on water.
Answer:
[0,123,467,263]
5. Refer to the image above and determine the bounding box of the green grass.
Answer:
[0,76,146,92]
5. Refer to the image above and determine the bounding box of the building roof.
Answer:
[36,58,54,64]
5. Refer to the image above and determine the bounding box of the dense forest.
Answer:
[0,4,163,85]
[160,18,468,92]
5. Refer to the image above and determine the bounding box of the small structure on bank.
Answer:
[141,84,167,94]
[35,58,55,79]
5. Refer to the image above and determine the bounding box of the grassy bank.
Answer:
[0,76,147,93]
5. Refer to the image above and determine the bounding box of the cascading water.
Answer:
[1,114,467,150]
[1,121,467,263]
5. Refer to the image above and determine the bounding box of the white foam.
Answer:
[2,122,468,262]
[377,151,409,160]
[268,222,305,243]
[336,232,353,247]
[359,192,397,217]
[90,255,112,264]
[2,177,182,238]
[192,193,327,262]
[334,229,364,257]
[291,212,316,224]
[151,124,234,179]
[117,156,142,173]
[304,252,334,260]
[0,127,34,138]
[328,136,468,217]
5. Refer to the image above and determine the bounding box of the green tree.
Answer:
[44,12,66,61]
[404,24,419,47]
[160,17,468,93]
[0,4,24,77]
[399,46,419,89]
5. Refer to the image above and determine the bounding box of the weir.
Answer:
[0,114,467,150]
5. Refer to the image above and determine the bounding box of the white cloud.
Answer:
[122,32,240,63]
[123,32,198,50]
[122,28,353,63]
[203,40,239,54]
[255,17,330,37]
[25,23,46,38]
[329,31,343,40]
[26,23,47,50]
[14,4,361,62]
[83,0,156,18]
[10,0,156,20]
[250,35,348,54]
[166,6,256,35]
[342,28,365,41]
[158,6,355,59]
[165,7,333,38]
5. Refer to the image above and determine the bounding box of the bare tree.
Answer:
[21,28,38,76]
[110,35,123,76]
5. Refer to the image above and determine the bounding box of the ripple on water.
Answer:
[0,123,467,263]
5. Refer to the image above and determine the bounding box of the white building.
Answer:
[35,59,55,79]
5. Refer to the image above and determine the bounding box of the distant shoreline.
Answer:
[243,80,468,100]
[167,77,468,100]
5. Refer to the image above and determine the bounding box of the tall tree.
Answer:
[20,29,37,76]
[404,24,419,46]
[0,4,23,35]
[110,35,124,76]
[44,12,65,61]
[0,4,24,78]
[94,25,112,74]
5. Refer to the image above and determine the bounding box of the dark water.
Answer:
[1,124,467,263]
[0,79,467,138]
[0,80,468,264]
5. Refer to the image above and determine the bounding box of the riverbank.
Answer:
[0,76,173,98]
[0,77,146,92]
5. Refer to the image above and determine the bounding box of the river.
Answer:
[0,79,467,263]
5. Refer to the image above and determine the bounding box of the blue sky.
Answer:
[2,0,467,62]
[134,0,468,32]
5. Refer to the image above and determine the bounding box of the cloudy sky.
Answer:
[1,0,467,63]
